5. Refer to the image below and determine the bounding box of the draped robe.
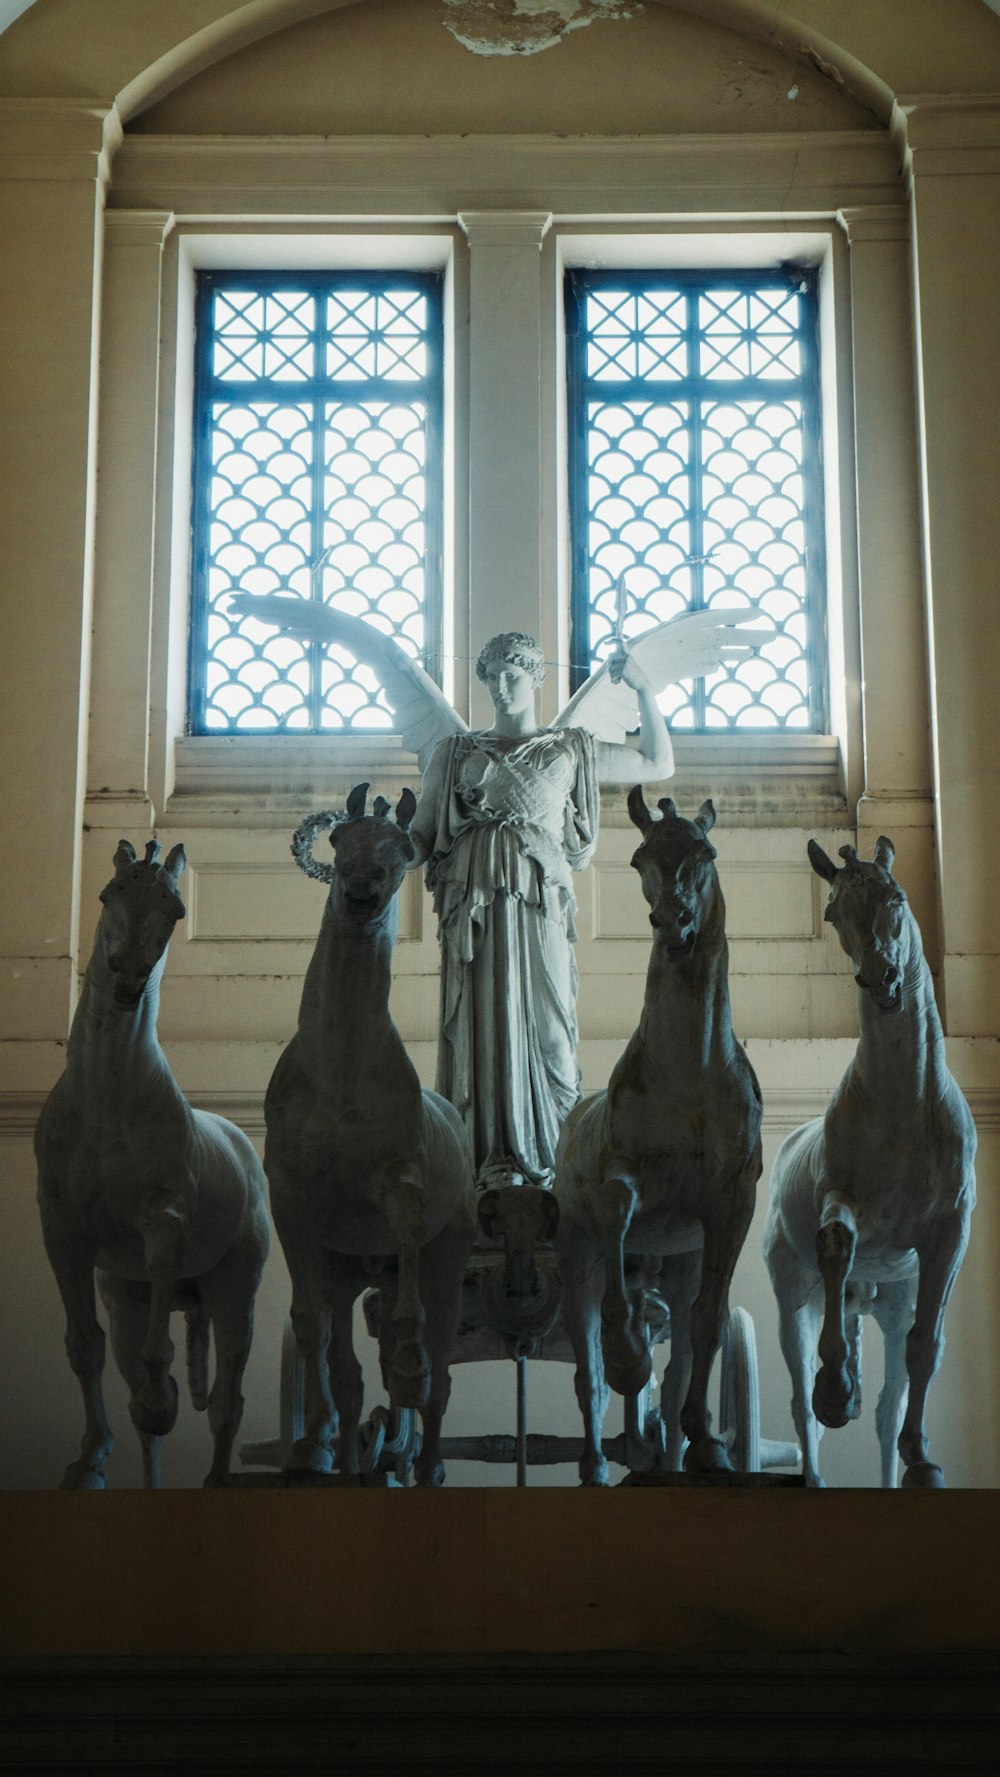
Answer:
[420,728,600,1184]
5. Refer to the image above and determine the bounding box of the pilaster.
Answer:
[894,96,1000,1032]
[458,210,552,717]
[87,210,174,819]
[0,99,119,1071]
[836,201,938,959]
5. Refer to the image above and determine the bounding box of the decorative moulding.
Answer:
[109,130,904,218]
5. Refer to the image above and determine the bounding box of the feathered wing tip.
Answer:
[553,607,774,744]
[227,595,468,770]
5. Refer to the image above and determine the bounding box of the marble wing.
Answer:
[226,594,468,770]
[552,608,773,744]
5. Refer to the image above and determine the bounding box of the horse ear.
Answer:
[807,839,839,882]
[346,782,369,820]
[874,835,896,873]
[113,839,136,873]
[695,799,716,836]
[627,785,654,833]
[395,788,417,832]
[163,843,186,885]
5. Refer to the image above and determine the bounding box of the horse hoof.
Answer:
[683,1436,733,1476]
[286,1438,334,1475]
[579,1463,609,1488]
[60,1461,107,1491]
[812,1368,856,1430]
[902,1461,945,1489]
[414,1458,445,1488]
[131,1376,179,1437]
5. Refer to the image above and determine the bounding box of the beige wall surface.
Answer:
[1,0,999,1574]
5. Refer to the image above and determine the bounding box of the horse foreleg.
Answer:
[899,1209,969,1487]
[133,1194,188,1437]
[766,1245,825,1487]
[813,1192,859,1429]
[658,1250,699,1472]
[871,1277,913,1489]
[282,1238,337,1474]
[559,1219,611,1486]
[380,1165,431,1410]
[45,1234,114,1489]
[681,1171,755,1474]
[594,1171,650,1398]
[98,1271,163,1489]
[198,1228,266,1489]
[411,1216,471,1488]
[325,1256,366,1476]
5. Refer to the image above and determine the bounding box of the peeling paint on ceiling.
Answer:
[442,0,641,59]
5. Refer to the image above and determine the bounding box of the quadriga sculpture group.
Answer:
[34,601,977,1489]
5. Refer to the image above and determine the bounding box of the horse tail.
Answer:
[186,1302,210,1412]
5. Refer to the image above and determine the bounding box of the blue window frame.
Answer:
[189,270,444,733]
[566,268,827,730]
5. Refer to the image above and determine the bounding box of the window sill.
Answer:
[168,731,846,829]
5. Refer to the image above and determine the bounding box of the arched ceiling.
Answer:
[0,0,997,125]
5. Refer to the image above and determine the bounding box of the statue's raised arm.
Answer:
[553,606,772,747]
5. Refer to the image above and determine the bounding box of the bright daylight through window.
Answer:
[189,271,444,733]
[565,268,827,729]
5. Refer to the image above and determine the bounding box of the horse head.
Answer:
[97,839,186,1007]
[627,788,720,957]
[808,835,909,1012]
[291,783,417,928]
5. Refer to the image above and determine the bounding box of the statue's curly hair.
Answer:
[475,631,546,688]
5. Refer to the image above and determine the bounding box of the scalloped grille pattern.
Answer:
[190,275,443,733]
[568,273,825,730]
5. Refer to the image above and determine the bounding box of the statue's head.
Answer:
[475,632,546,689]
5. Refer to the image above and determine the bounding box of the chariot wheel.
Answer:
[719,1305,761,1473]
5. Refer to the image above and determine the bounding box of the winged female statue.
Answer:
[229,592,765,1188]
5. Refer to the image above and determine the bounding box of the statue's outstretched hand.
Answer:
[227,592,342,639]
[606,641,653,691]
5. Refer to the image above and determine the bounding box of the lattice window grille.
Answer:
[190,273,444,734]
[566,270,827,731]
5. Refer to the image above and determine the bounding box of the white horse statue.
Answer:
[555,791,763,1484]
[265,784,476,1485]
[35,840,270,1489]
[764,836,977,1488]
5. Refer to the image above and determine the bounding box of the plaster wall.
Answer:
[1,1,999,1514]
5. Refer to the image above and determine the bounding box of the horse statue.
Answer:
[265,783,476,1485]
[35,840,270,1489]
[555,791,763,1484]
[764,836,976,1488]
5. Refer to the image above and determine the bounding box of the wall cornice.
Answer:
[109,129,903,219]
[892,93,1000,181]
[0,96,122,184]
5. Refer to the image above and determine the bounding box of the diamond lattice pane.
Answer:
[211,289,315,383]
[326,289,429,382]
[584,289,687,383]
[698,287,802,381]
